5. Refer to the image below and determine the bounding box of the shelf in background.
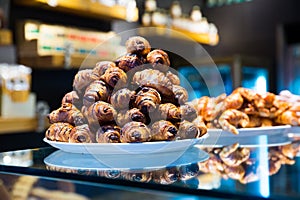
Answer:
[0,118,38,134]
[13,0,138,22]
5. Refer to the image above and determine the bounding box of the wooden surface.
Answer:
[0,118,38,134]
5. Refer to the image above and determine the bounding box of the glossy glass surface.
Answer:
[0,134,300,199]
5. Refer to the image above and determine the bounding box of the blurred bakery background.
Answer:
[0,0,300,149]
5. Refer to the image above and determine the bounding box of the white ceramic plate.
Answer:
[43,137,204,155]
[44,147,209,170]
[202,125,292,147]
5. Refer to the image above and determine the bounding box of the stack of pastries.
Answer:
[191,88,300,134]
[45,36,208,144]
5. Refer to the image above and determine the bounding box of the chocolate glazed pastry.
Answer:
[83,80,110,107]
[61,91,81,108]
[133,87,161,113]
[115,53,144,72]
[96,124,121,143]
[132,69,173,96]
[110,88,135,110]
[172,85,189,105]
[87,101,117,128]
[116,108,147,127]
[47,103,86,126]
[91,61,116,79]
[72,69,95,95]
[121,171,152,183]
[100,66,127,88]
[151,120,178,141]
[69,124,95,143]
[146,49,170,72]
[180,103,198,122]
[125,36,151,57]
[45,122,74,142]
[158,103,181,121]
[120,121,151,143]
[177,120,200,139]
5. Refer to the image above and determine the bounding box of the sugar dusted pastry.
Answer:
[48,103,86,126]
[69,124,95,143]
[151,120,178,141]
[92,61,116,79]
[125,36,151,56]
[87,101,117,127]
[115,53,144,72]
[83,80,110,107]
[45,122,74,142]
[96,124,121,143]
[133,87,161,113]
[146,49,170,72]
[100,66,127,88]
[73,69,95,95]
[120,121,151,143]
[110,88,135,110]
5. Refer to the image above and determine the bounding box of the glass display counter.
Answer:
[0,130,300,200]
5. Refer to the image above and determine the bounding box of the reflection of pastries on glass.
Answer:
[177,120,200,139]
[96,124,121,143]
[158,103,181,121]
[61,91,81,108]
[91,61,115,79]
[152,167,179,185]
[166,71,180,85]
[83,80,110,107]
[86,101,117,128]
[73,69,95,95]
[110,88,135,110]
[116,108,147,127]
[45,122,74,142]
[97,170,121,179]
[100,66,127,88]
[48,103,86,126]
[172,85,188,105]
[115,53,144,72]
[121,171,152,183]
[120,121,151,143]
[178,163,199,181]
[219,143,250,167]
[133,87,161,113]
[146,49,170,72]
[125,36,151,56]
[151,120,178,141]
[224,165,245,181]
[69,124,95,143]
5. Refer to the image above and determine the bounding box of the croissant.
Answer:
[192,116,207,137]
[86,101,117,130]
[180,103,198,122]
[115,53,144,72]
[172,85,188,105]
[47,103,86,126]
[275,110,299,126]
[61,91,81,108]
[69,124,95,143]
[132,69,173,95]
[91,61,116,80]
[116,108,147,127]
[133,87,161,113]
[151,120,178,141]
[218,109,250,134]
[73,69,95,95]
[45,122,74,142]
[110,88,135,110]
[166,71,180,85]
[96,124,121,143]
[121,171,152,183]
[100,66,127,88]
[125,36,151,56]
[177,120,200,139]
[146,49,170,72]
[158,103,181,121]
[152,167,179,185]
[120,121,151,143]
[83,80,110,107]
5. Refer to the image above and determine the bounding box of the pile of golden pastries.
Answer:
[198,142,300,184]
[191,88,300,134]
[45,36,207,143]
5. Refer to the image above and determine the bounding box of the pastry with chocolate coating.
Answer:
[96,124,121,143]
